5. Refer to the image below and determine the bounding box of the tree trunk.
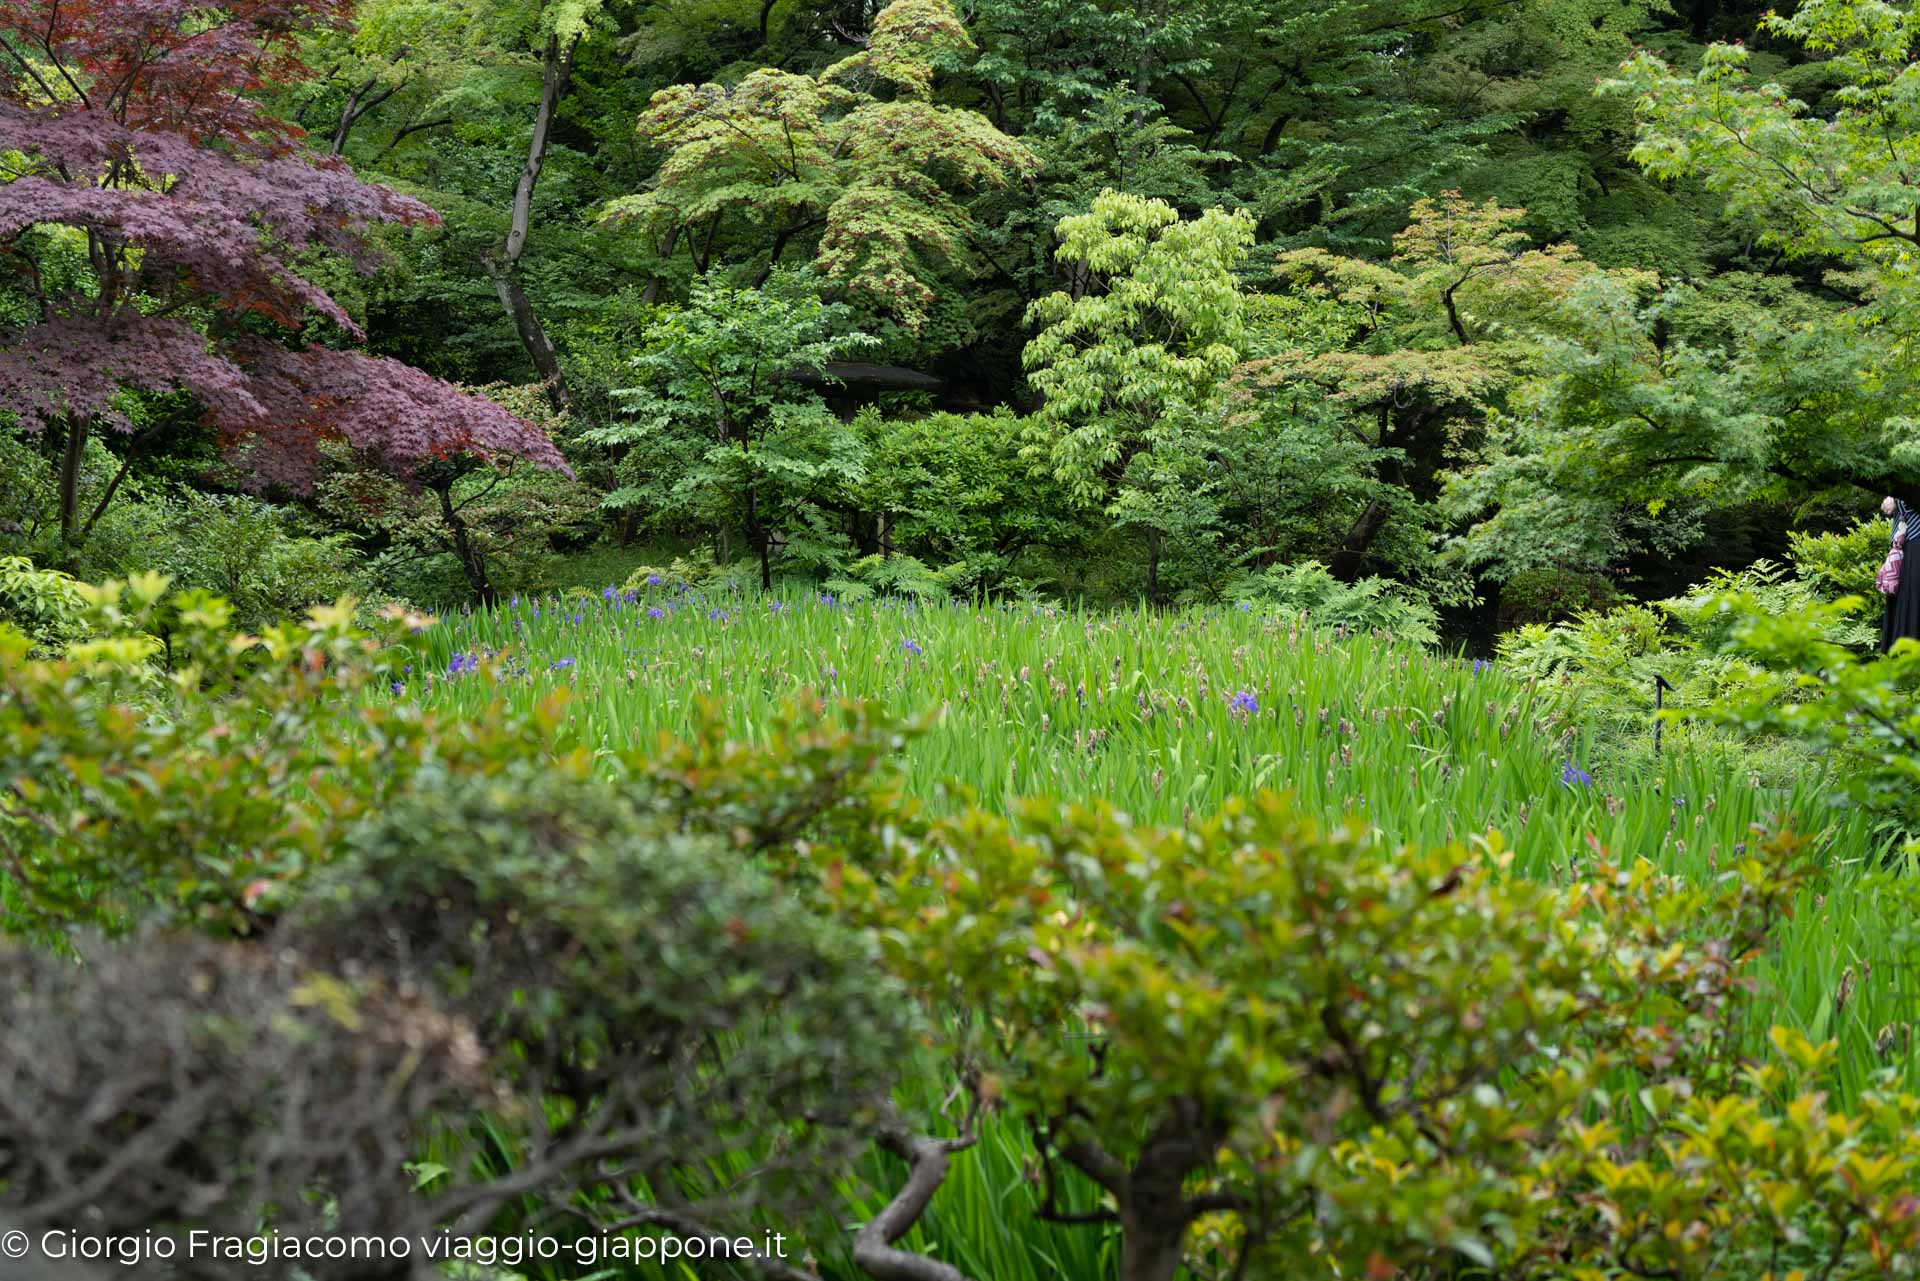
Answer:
[642,224,681,305]
[1328,499,1389,582]
[1056,1106,1219,1281]
[489,265,569,405]
[1145,530,1162,604]
[57,416,87,545]
[746,474,771,590]
[434,479,497,605]
[1116,1216,1189,1281]
[1442,279,1470,346]
[488,33,577,412]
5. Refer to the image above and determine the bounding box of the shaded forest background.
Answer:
[4,0,1910,644]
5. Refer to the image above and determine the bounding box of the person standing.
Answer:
[1879,495,1920,651]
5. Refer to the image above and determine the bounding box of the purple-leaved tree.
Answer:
[0,0,567,550]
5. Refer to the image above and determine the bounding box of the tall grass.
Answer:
[404,587,1873,871]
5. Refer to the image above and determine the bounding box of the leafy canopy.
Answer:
[591,271,875,585]
[1022,190,1255,506]
[602,0,1037,330]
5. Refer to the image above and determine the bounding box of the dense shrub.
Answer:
[119,490,363,629]
[0,556,87,653]
[819,796,1920,1281]
[855,407,1090,595]
[0,583,921,1272]
[0,581,429,936]
[0,933,490,1279]
[0,429,366,631]
[1701,590,1920,841]
[294,763,916,1262]
[1495,559,1872,782]
[0,767,914,1276]
[1218,558,1442,643]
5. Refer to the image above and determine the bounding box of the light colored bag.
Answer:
[1878,520,1907,594]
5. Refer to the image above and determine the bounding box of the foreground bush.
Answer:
[0,578,430,936]
[815,795,1920,1280]
[0,933,489,1279]
[0,759,916,1278]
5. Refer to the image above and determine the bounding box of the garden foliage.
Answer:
[13,0,1920,1275]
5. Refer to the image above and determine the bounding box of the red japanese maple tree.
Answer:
[0,0,567,545]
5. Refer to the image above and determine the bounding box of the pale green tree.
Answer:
[1254,193,1633,583]
[1442,0,1920,590]
[1021,191,1255,600]
[1597,0,1920,499]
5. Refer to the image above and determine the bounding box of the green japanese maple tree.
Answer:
[1248,194,1633,583]
[602,0,1037,331]
[1449,0,1920,584]
[1021,190,1255,600]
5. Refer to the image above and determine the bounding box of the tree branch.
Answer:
[850,1108,979,1281]
[374,115,455,162]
